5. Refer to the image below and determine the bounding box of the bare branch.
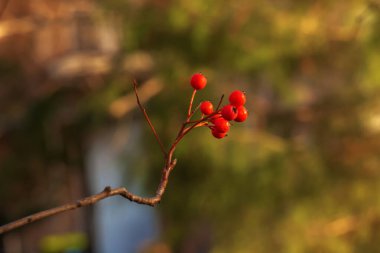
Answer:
[215,94,225,111]
[133,80,167,156]
[109,78,163,118]
[0,159,177,234]
[0,77,203,234]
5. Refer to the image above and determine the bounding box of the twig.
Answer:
[188,102,201,119]
[187,90,197,119]
[0,79,211,234]
[0,81,181,234]
[215,94,225,111]
[0,159,177,234]
[0,150,177,234]
[182,120,208,137]
[133,80,167,156]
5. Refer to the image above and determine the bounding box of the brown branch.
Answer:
[133,80,167,156]
[215,94,225,111]
[109,78,163,119]
[0,81,179,234]
[1,79,202,234]
[0,159,177,234]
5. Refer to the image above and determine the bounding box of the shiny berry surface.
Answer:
[229,90,246,107]
[190,73,207,90]
[209,113,221,124]
[235,106,248,122]
[211,129,227,139]
[200,101,214,115]
[213,118,230,133]
[221,104,238,121]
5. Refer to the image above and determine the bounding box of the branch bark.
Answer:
[0,159,177,234]
[0,79,213,234]
[133,80,167,156]
[0,81,179,234]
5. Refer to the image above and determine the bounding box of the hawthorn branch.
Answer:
[185,94,224,125]
[0,81,181,234]
[0,75,234,235]
[0,159,177,234]
[215,94,225,111]
[133,80,167,156]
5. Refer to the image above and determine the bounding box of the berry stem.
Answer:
[177,95,225,140]
[182,120,208,136]
[188,102,201,119]
[187,89,197,120]
[185,110,220,125]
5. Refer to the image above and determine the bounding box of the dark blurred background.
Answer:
[1,0,380,252]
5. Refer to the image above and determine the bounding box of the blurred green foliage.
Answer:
[1,0,380,252]
[110,0,380,252]
[40,233,87,253]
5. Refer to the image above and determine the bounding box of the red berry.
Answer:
[229,90,246,107]
[209,113,221,124]
[211,128,227,139]
[200,101,214,115]
[221,104,238,121]
[235,106,248,122]
[213,118,230,133]
[190,73,207,90]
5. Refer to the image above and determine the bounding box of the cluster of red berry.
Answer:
[190,73,248,139]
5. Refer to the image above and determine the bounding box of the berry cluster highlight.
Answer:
[188,73,248,139]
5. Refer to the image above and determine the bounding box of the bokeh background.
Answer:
[1,0,380,252]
